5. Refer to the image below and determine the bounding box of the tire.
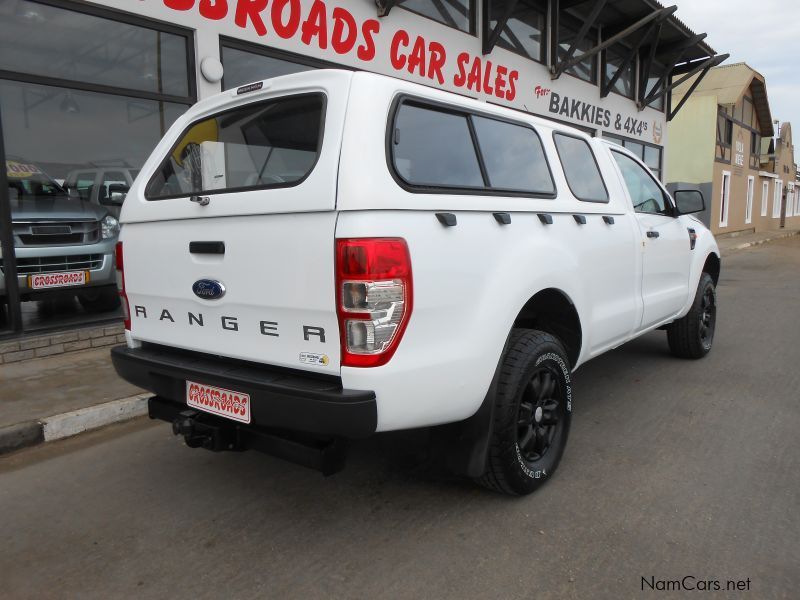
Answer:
[667,273,717,360]
[477,329,573,496]
[77,287,121,313]
[666,273,717,359]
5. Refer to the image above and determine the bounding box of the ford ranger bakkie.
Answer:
[111,70,720,495]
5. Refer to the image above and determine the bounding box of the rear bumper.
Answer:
[111,345,377,438]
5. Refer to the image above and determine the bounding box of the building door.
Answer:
[611,151,690,329]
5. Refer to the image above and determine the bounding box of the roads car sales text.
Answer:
[161,0,519,100]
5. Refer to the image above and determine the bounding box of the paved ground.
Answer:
[1,237,799,599]
[0,347,141,428]
[715,227,798,253]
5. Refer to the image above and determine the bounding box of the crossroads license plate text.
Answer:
[186,381,251,424]
[29,271,88,289]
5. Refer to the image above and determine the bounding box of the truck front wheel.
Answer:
[477,329,572,496]
[77,286,121,313]
[666,272,717,359]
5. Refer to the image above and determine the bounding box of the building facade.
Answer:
[0,0,721,337]
[667,63,800,235]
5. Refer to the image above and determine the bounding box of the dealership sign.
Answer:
[130,0,665,143]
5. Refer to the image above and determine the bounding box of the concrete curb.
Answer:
[722,230,800,252]
[0,393,150,456]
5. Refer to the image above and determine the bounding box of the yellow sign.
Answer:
[6,160,42,179]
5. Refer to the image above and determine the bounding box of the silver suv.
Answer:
[2,158,120,313]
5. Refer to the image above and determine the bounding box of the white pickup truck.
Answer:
[111,70,720,495]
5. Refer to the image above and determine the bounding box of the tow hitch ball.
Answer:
[172,410,233,451]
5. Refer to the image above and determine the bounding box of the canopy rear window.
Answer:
[145,93,324,200]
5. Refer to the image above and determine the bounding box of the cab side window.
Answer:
[72,172,96,201]
[553,133,608,203]
[611,151,670,215]
[392,100,555,195]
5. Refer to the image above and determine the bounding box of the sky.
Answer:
[670,0,800,163]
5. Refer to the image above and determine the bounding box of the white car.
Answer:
[111,70,720,495]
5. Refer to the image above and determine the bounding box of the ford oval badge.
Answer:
[192,279,226,300]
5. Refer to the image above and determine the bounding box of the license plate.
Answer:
[186,381,251,424]
[29,270,89,289]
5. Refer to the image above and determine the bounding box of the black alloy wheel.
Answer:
[698,285,716,350]
[516,366,565,463]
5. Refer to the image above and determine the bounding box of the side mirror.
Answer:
[105,183,129,206]
[673,190,705,215]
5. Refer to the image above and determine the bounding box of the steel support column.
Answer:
[0,104,23,335]
[482,0,521,55]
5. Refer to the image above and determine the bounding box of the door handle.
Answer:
[646,230,660,238]
[189,241,225,255]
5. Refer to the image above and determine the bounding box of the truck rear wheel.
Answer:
[477,329,572,496]
[666,273,716,359]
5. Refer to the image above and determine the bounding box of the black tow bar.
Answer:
[150,397,348,476]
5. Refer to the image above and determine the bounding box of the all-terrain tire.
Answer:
[477,329,573,496]
[666,273,717,359]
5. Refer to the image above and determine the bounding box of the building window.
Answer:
[558,15,598,84]
[398,0,475,34]
[761,180,769,217]
[716,111,733,162]
[487,0,546,63]
[720,171,731,227]
[742,97,754,128]
[0,1,191,97]
[745,176,754,224]
[750,132,761,169]
[641,62,665,112]
[220,39,335,91]
[604,45,635,99]
[604,133,663,180]
[0,0,194,333]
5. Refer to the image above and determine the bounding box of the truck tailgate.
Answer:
[122,213,339,374]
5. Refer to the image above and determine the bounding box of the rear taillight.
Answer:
[115,241,130,330]
[336,238,412,368]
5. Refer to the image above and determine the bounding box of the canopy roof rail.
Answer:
[551,5,678,80]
